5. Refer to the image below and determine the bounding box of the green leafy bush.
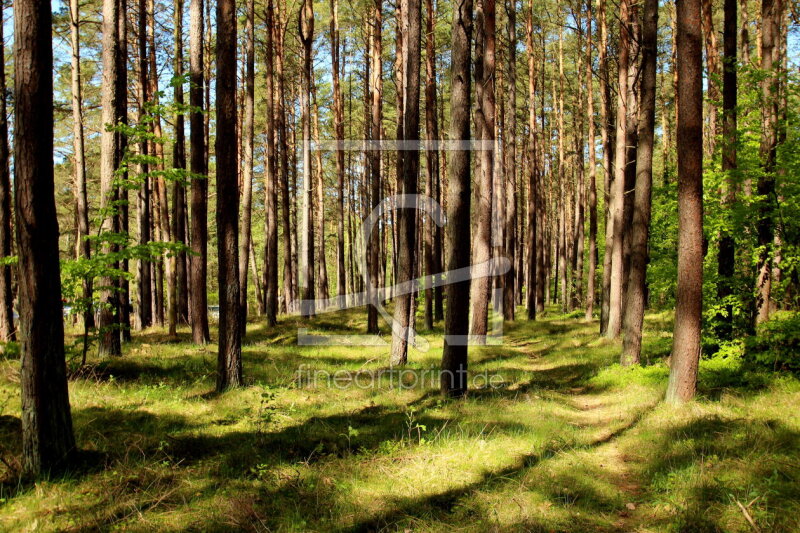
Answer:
[744,311,800,371]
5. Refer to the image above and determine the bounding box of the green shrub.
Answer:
[744,311,800,371]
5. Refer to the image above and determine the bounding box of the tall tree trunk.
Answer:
[605,0,631,338]
[666,0,703,404]
[137,0,152,330]
[216,0,242,391]
[556,25,567,311]
[367,3,382,334]
[599,0,614,333]
[702,0,720,157]
[69,0,92,337]
[238,0,255,335]
[264,0,279,325]
[331,0,347,307]
[189,0,209,343]
[469,0,495,338]
[622,0,658,365]
[99,0,122,356]
[276,17,295,314]
[755,0,782,324]
[391,0,422,364]
[299,0,316,317]
[525,1,538,321]
[441,0,472,397]
[312,84,329,301]
[117,0,131,342]
[14,0,76,476]
[503,0,517,321]
[423,0,438,330]
[585,0,598,321]
[172,0,188,328]
[717,0,737,338]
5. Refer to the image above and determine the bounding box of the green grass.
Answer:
[0,307,799,532]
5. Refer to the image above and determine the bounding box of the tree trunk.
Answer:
[666,0,703,404]
[117,0,131,342]
[172,0,188,329]
[14,0,76,476]
[585,0,598,321]
[716,0,737,338]
[366,3,382,334]
[503,0,517,321]
[264,0,279,326]
[215,0,242,391]
[469,0,495,339]
[238,0,255,335]
[424,0,438,330]
[312,84,329,301]
[525,2,538,321]
[702,0,720,157]
[189,0,209,343]
[0,5,10,342]
[98,0,122,356]
[276,16,295,314]
[622,0,658,365]
[605,0,631,338]
[755,0,782,324]
[391,0,422,365]
[599,0,614,333]
[69,0,92,337]
[330,0,347,308]
[441,0,472,397]
[136,0,152,331]
[299,0,316,317]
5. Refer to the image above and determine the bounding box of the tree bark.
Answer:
[14,0,76,476]
[702,0,720,157]
[755,0,782,324]
[299,0,316,317]
[605,0,631,338]
[622,0,658,365]
[423,0,438,330]
[117,0,131,342]
[172,0,188,328]
[98,0,122,356]
[189,0,210,343]
[666,0,704,404]
[469,0,495,338]
[69,0,92,337]
[238,0,255,335]
[0,6,14,342]
[264,0,279,325]
[136,0,152,331]
[503,0,517,321]
[215,0,242,391]
[330,0,347,308]
[367,3,382,334]
[585,0,598,321]
[441,0,472,397]
[525,2,538,321]
[599,0,614,333]
[716,0,737,338]
[391,0,422,364]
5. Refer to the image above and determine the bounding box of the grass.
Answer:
[0,307,799,532]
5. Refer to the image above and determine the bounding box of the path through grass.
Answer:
[1,309,798,531]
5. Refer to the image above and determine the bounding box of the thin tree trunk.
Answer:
[755,0,782,324]
[69,0,92,336]
[299,0,316,317]
[391,0,422,364]
[585,0,598,321]
[606,0,631,338]
[238,0,255,335]
[189,0,209,343]
[599,0,614,333]
[717,0,738,338]
[264,0,279,325]
[117,0,131,341]
[366,4,382,333]
[702,0,720,157]
[98,0,122,356]
[622,0,658,365]
[423,0,438,330]
[330,0,347,307]
[311,84,329,301]
[503,0,517,321]
[14,0,76,476]
[666,0,703,404]
[525,2,537,321]
[215,0,242,391]
[172,0,188,328]
[276,18,295,314]
[441,0,472,397]
[469,0,495,338]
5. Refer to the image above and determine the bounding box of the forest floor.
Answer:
[1,307,799,532]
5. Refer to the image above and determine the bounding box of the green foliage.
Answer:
[744,311,800,371]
